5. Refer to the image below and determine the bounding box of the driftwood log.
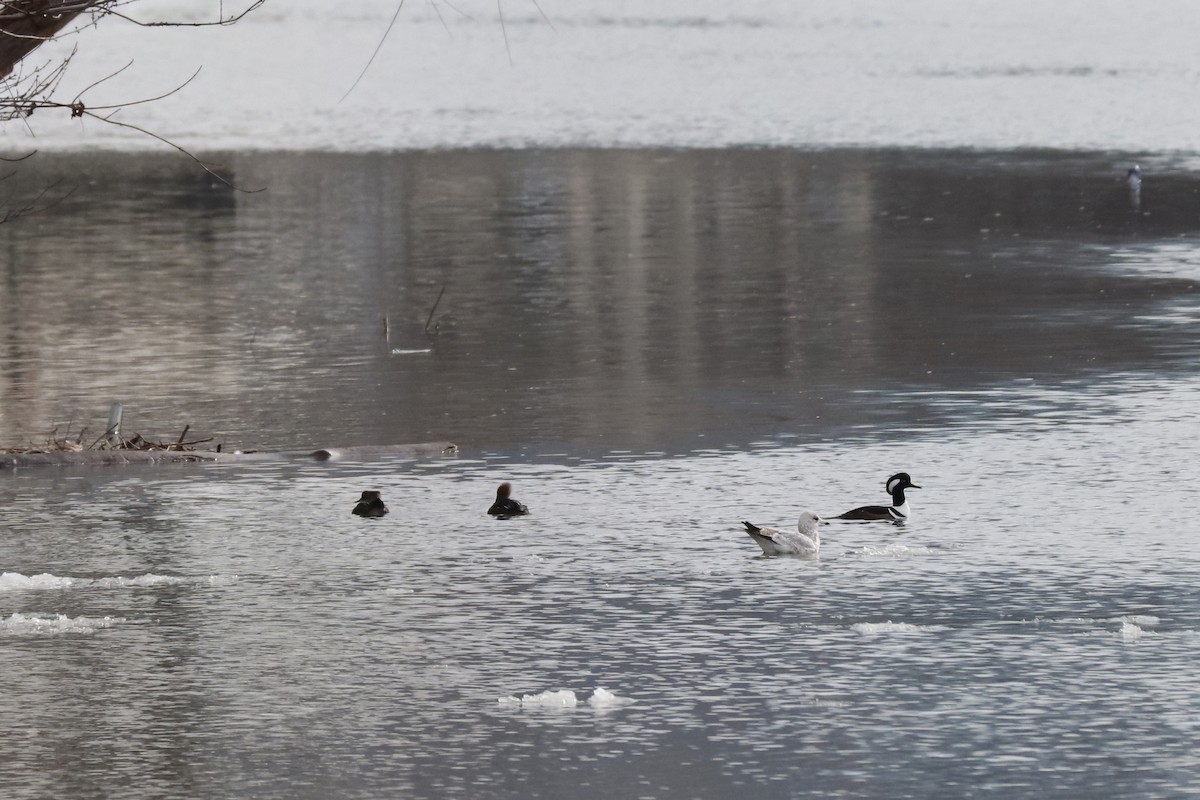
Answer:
[0,442,459,470]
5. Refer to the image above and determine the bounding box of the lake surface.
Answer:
[3,2,1200,798]
[3,148,1200,799]
[2,148,1197,456]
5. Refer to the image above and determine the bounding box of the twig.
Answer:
[0,177,76,224]
[340,0,406,104]
[72,110,262,193]
[429,0,450,35]
[496,0,511,66]
[424,284,446,334]
[103,0,266,28]
[529,0,556,32]
[70,57,133,104]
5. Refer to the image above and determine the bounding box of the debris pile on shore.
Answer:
[1,425,214,456]
[1,405,457,470]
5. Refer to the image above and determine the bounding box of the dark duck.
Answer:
[352,490,389,517]
[836,472,920,522]
[488,482,528,518]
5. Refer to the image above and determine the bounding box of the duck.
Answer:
[836,472,920,522]
[741,510,827,556]
[352,490,389,517]
[488,482,528,518]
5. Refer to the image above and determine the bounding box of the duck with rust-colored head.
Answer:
[352,490,389,517]
[488,482,528,518]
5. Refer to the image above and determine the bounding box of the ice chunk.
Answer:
[0,572,77,591]
[93,574,188,589]
[587,687,632,707]
[1,571,201,591]
[1,613,124,635]
[498,688,632,708]
[1117,621,1146,641]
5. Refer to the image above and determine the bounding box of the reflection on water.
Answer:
[0,149,1198,456]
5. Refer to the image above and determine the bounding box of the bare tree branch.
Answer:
[0,1,270,207]
[0,175,75,224]
[104,0,265,28]
[340,0,406,104]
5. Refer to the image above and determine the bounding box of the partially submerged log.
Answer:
[0,441,459,470]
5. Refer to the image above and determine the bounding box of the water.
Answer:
[2,148,1197,455]
[4,3,1200,799]
[4,416,1200,798]
[5,147,1200,799]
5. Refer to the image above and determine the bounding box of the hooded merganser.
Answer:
[488,482,528,518]
[352,490,389,517]
[836,472,920,522]
[742,510,828,556]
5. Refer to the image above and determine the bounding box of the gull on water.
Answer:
[741,510,828,556]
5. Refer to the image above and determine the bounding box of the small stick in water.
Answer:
[424,285,446,335]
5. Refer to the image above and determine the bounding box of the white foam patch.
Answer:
[92,575,189,589]
[0,571,211,591]
[1113,615,1160,628]
[499,689,578,707]
[853,545,936,558]
[498,688,633,708]
[1,612,124,635]
[852,621,942,635]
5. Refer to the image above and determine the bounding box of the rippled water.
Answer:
[2,146,1200,798]
[5,403,1200,799]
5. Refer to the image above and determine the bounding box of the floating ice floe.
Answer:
[0,572,77,591]
[586,687,634,707]
[1117,621,1148,641]
[1,571,207,591]
[1,612,124,635]
[497,688,632,708]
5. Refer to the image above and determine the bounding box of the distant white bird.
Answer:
[1126,164,1142,191]
[1126,164,1142,211]
[741,510,828,556]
